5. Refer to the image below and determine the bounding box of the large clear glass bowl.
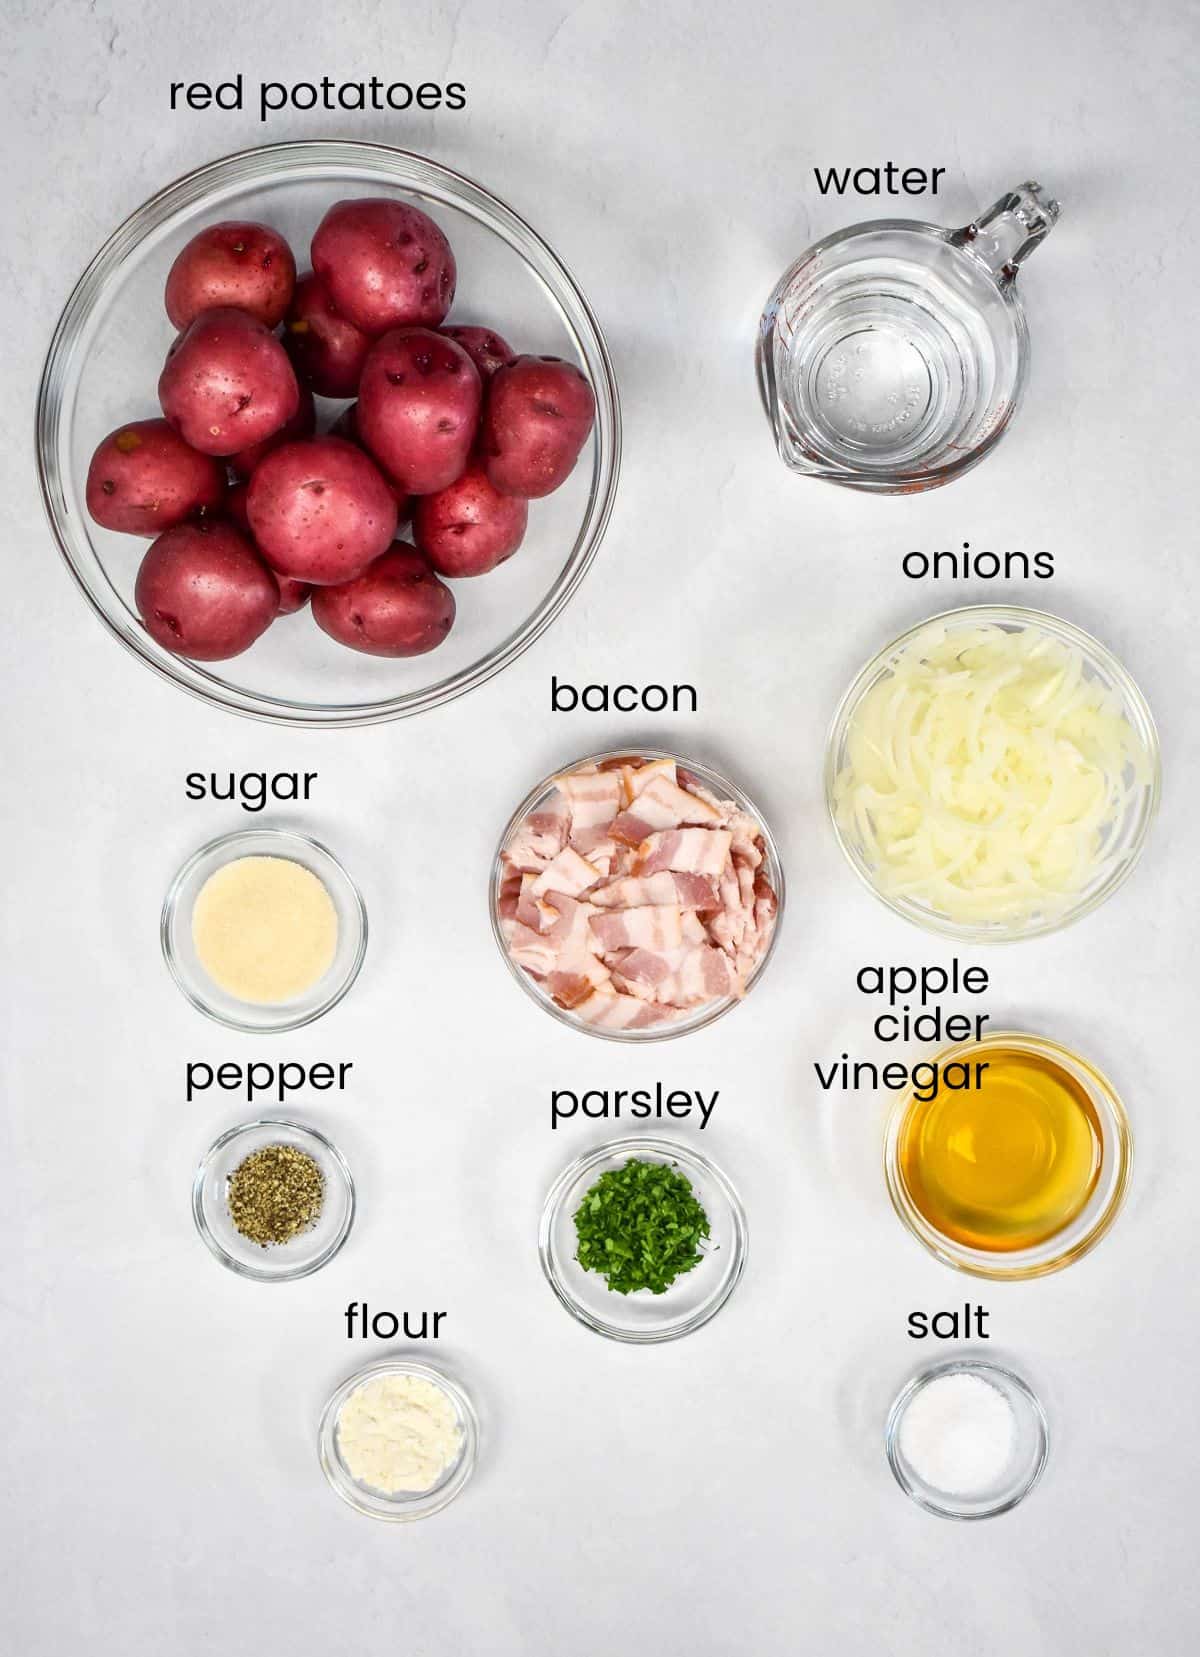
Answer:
[36,140,620,727]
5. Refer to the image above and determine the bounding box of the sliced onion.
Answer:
[834,621,1150,927]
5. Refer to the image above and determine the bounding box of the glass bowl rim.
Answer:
[317,1356,479,1521]
[823,602,1162,941]
[884,1355,1050,1520]
[161,826,368,1032]
[489,746,787,1043]
[35,137,621,727]
[192,1115,356,1282]
[538,1132,749,1343]
[883,1029,1133,1281]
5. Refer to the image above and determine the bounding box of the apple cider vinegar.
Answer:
[897,1042,1104,1253]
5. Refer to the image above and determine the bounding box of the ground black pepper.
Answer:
[227,1144,324,1247]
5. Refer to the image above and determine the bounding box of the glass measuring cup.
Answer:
[757,182,1060,493]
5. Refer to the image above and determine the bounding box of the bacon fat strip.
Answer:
[530,846,603,900]
[636,827,732,879]
[557,768,622,831]
[571,986,675,1029]
[589,905,686,953]
[654,944,736,1007]
[590,871,719,910]
[626,757,677,798]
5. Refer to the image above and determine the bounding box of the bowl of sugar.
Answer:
[161,827,367,1032]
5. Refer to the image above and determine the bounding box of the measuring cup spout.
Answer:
[959,182,1060,283]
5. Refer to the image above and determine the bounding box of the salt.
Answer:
[898,1370,1016,1496]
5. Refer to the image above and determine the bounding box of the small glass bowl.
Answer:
[490,748,785,1042]
[193,1118,355,1282]
[37,140,619,727]
[886,1357,1049,1520]
[825,604,1160,941]
[318,1359,479,1521]
[885,1030,1132,1281]
[162,828,367,1032]
[539,1136,748,1343]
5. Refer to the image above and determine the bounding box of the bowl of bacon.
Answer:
[490,749,784,1041]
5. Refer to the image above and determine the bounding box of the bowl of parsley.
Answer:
[538,1135,748,1343]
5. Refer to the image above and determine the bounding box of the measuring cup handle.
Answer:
[958,182,1061,283]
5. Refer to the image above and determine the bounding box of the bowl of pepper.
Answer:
[192,1118,355,1281]
[538,1135,748,1343]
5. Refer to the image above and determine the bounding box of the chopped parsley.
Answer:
[573,1157,711,1295]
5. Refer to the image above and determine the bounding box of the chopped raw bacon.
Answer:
[504,793,569,870]
[571,986,676,1029]
[541,892,601,952]
[708,910,740,957]
[609,810,656,845]
[546,971,603,1010]
[681,911,708,945]
[502,921,560,977]
[570,823,619,857]
[530,846,603,900]
[558,768,622,831]
[591,871,719,910]
[610,775,723,841]
[625,757,676,798]
[515,873,542,931]
[636,827,732,878]
[638,772,723,825]
[610,947,675,995]
[590,905,686,953]
[735,853,756,913]
[499,756,777,1030]
[659,945,736,1006]
[497,872,522,922]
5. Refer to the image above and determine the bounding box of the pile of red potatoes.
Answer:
[85,200,596,661]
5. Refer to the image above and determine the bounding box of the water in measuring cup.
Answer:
[777,254,1003,473]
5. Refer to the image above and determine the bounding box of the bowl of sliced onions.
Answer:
[826,605,1160,941]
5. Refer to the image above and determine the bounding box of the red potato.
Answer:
[311,198,456,334]
[274,575,314,615]
[85,418,225,536]
[226,485,311,613]
[134,521,279,661]
[312,546,455,657]
[226,385,316,481]
[246,436,398,585]
[159,308,300,456]
[483,355,596,498]
[327,402,412,516]
[284,272,374,398]
[165,221,296,331]
[440,325,515,382]
[412,462,528,577]
[357,328,481,496]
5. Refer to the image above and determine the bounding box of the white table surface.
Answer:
[4,1,1199,1652]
